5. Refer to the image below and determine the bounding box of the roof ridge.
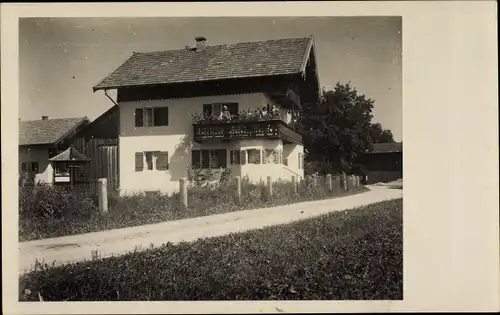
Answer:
[20,116,87,123]
[135,36,311,55]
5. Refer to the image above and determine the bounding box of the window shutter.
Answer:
[153,107,169,126]
[231,150,240,165]
[201,150,210,169]
[191,150,200,168]
[284,158,288,166]
[203,104,212,118]
[262,150,268,164]
[135,152,144,171]
[156,151,169,170]
[273,150,279,164]
[21,163,26,172]
[240,150,247,165]
[135,109,144,127]
[32,162,39,173]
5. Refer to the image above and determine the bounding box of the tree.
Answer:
[300,82,394,174]
[369,122,395,143]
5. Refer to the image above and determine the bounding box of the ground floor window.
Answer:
[21,161,39,173]
[135,151,169,172]
[192,149,227,169]
[247,149,261,164]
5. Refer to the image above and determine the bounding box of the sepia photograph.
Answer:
[16,16,403,301]
[3,2,498,312]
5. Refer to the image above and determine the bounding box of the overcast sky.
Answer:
[19,17,402,141]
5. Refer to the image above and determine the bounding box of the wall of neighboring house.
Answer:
[119,92,302,195]
[19,145,53,184]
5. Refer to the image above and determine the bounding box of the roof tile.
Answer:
[19,117,88,146]
[94,37,312,90]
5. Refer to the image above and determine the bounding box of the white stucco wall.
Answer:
[19,146,53,184]
[118,92,303,195]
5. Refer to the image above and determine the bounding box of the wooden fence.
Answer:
[95,174,362,213]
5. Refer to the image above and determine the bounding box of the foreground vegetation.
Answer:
[20,199,403,301]
[19,174,367,242]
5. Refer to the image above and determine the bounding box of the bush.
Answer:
[19,199,403,301]
[19,174,368,241]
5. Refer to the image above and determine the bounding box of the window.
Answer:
[54,162,69,176]
[21,162,40,173]
[298,153,304,169]
[135,107,169,127]
[230,150,241,165]
[192,149,227,169]
[145,151,154,170]
[273,150,281,164]
[210,149,227,168]
[263,149,274,164]
[155,151,169,170]
[247,149,261,164]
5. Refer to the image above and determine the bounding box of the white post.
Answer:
[291,175,297,194]
[97,178,108,214]
[179,177,188,209]
[342,172,348,191]
[326,174,333,191]
[267,176,273,197]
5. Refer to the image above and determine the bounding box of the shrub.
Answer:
[19,199,403,301]
[19,174,368,241]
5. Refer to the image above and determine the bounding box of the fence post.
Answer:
[267,176,273,197]
[291,175,298,194]
[326,174,333,191]
[179,177,188,209]
[235,176,242,202]
[97,178,108,214]
[342,172,348,191]
[356,176,360,188]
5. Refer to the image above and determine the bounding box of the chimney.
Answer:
[195,36,207,52]
[42,116,49,120]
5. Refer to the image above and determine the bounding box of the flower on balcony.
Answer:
[192,104,282,124]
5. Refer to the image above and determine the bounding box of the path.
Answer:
[19,185,402,274]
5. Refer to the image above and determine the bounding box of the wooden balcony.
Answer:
[193,119,302,145]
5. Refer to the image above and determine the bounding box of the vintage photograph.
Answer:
[18,16,403,301]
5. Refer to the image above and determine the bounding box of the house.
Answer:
[93,36,321,195]
[19,116,90,184]
[358,142,403,184]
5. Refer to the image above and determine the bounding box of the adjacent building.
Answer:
[19,116,89,184]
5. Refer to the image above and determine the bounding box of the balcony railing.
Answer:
[192,111,302,145]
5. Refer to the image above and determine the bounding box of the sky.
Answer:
[19,17,402,141]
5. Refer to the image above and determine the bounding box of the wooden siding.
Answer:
[70,105,120,187]
[117,75,305,108]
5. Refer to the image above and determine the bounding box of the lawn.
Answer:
[19,176,368,242]
[20,198,403,301]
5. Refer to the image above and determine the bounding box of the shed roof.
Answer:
[19,117,89,146]
[49,146,90,162]
[93,37,314,91]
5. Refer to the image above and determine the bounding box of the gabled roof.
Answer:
[49,146,90,162]
[19,117,89,146]
[93,37,314,91]
[369,142,403,154]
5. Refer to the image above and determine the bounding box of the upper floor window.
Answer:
[135,107,169,127]
[203,103,239,120]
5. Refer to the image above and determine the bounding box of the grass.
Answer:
[19,198,403,301]
[19,176,369,242]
